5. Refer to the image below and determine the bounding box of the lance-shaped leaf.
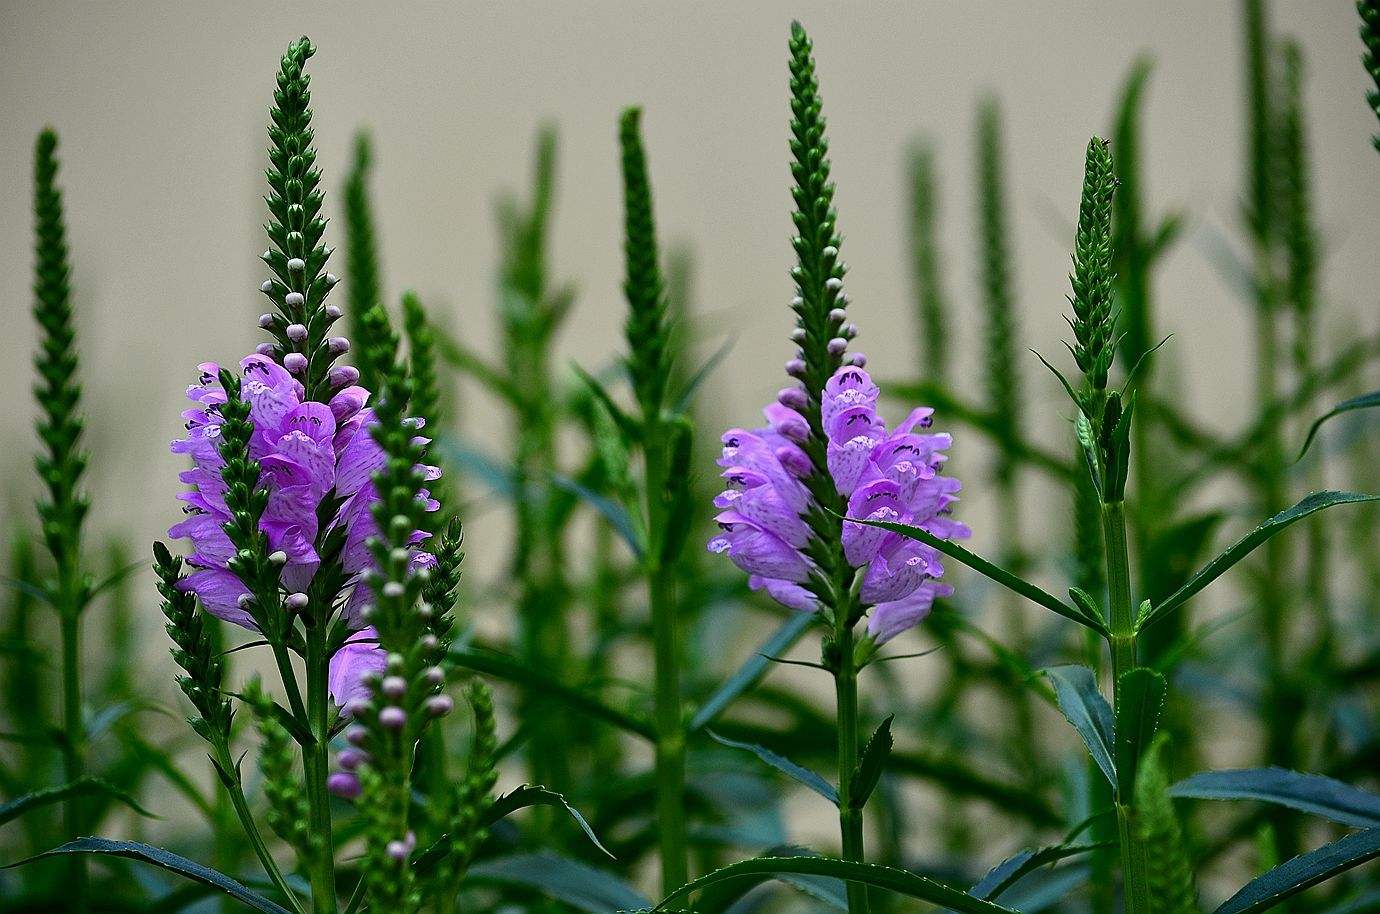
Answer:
[448,645,654,740]
[709,730,839,805]
[485,785,613,858]
[966,842,1109,904]
[1044,665,1116,788]
[1171,768,1380,828]
[1298,390,1380,459]
[1139,491,1380,632]
[849,715,894,809]
[1214,827,1380,914]
[549,473,645,559]
[3,838,295,914]
[846,515,1106,635]
[1114,667,1166,799]
[690,612,815,732]
[468,852,650,914]
[0,777,157,826]
[656,855,1022,914]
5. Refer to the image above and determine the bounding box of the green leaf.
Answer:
[1170,768,1380,828]
[1139,491,1380,631]
[1068,587,1106,627]
[849,715,894,809]
[708,730,839,805]
[1044,665,1116,788]
[1298,389,1380,459]
[967,843,1108,903]
[0,776,158,826]
[485,785,613,858]
[656,855,1022,914]
[1214,827,1380,914]
[690,612,815,732]
[572,364,642,443]
[448,645,654,740]
[468,851,651,914]
[672,334,735,415]
[847,516,1106,635]
[3,837,294,914]
[1114,667,1166,799]
[549,473,645,559]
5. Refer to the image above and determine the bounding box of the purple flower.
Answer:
[709,365,968,644]
[328,627,386,710]
[169,354,439,630]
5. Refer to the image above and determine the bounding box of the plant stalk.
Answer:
[303,628,337,914]
[59,603,87,914]
[833,615,869,914]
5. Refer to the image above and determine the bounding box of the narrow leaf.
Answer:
[550,473,645,559]
[485,785,613,858]
[708,731,839,805]
[1298,390,1380,459]
[469,851,651,914]
[0,777,157,826]
[968,843,1108,903]
[1171,768,1380,828]
[849,715,894,809]
[1215,827,1380,914]
[1114,668,1167,799]
[3,837,293,914]
[690,612,815,731]
[1141,491,1380,630]
[1044,665,1116,788]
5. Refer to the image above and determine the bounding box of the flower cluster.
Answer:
[709,365,968,643]
[169,353,438,694]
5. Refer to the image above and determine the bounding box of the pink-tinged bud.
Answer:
[255,343,277,357]
[285,592,308,611]
[344,698,371,718]
[828,308,847,323]
[258,313,275,329]
[386,840,409,861]
[286,323,307,342]
[420,634,439,652]
[327,772,361,799]
[775,445,812,477]
[777,387,808,411]
[381,676,407,699]
[284,291,305,308]
[785,359,807,378]
[425,695,454,717]
[325,304,342,319]
[260,280,274,293]
[328,336,350,354]
[827,337,848,356]
[790,328,806,343]
[423,666,445,686]
[825,277,843,293]
[848,352,867,367]
[346,726,369,746]
[379,706,406,729]
[325,273,339,286]
[328,365,360,388]
[338,748,366,770]
[268,550,288,566]
[843,323,857,339]
[284,352,308,374]
[287,257,306,272]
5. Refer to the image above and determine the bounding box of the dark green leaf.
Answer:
[485,785,613,858]
[1139,491,1380,631]
[1044,665,1116,788]
[657,856,1021,914]
[0,777,157,826]
[3,837,293,914]
[690,612,815,732]
[848,516,1106,635]
[1215,827,1380,914]
[469,851,650,914]
[1171,768,1380,828]
[968,843,1108,903]
[1298,390,1380,459]
[849,715,894,809]
[1068,587,1106,627]
[708,730,838,805]
[1114,667,1166,799]
[448,645,654,740]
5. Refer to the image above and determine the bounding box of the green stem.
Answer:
[211,736,306,914]
[833,617,870,914]
[59,606,87,914]
[302,628,337,914]
[647,422,688,894]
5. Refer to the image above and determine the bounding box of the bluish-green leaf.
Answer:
[656,856,1021,914]
[1215,827,1380,914]
[0,776,157,826]
[966,843,1107,905]
[1171,768,1380,828]
[485,785,613,858]
[469,851,650,914]
[691,612,815,732]
[1114,668,1166,799]
[1140,491,1380,631]
[708,730,839,805]
[3,837,293,914]
[1044,665,1116,788]
[1299,389,1380,459]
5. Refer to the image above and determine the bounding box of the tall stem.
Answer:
[833,616,869,914]
[303,629,337,914]
[646,422,688,893]
[59,605,87,914]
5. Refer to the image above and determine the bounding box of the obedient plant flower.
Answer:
[710,365,967,644]
[168,354,440,631]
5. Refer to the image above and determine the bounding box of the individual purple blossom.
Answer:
[327,627,386,710]
[169,353,439,630]
[708,365,968,644]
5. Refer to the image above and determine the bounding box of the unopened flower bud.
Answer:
[326,772,361,799]
[828,308,847,323]
[423,666,445,686]
[338,748,366,770]
[822,245,839,261]
[344,698,371,718]
[325,304,342,319]
[260,280,274,293]
[785,358,806,378]
[825,277,844,293]
[328,365,359,387]
[346,726,369,746]
[381,676,407,699]
[327,336,350,354]
[843,323,857,339]
[827,337,848,356]
[284,291,305,308]
[268,550,288,566]
[381,581,404,599]
[284,352,307,373]
[256,343,277,357]
[258,313,275,328]
[416,601,434,620]
[285,592,308,611]
[420,634,439,652]
[848,352,867,367]
[791,295,804,308]
[287,257,306,272]
[777,387,808,411]
[386,840,409,861]
[286,323,307,342]
[425,695,454,717]
[379,706,406,730]
[324,273,339,287]
[790,328,806,343]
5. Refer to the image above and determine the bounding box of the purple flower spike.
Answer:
[709,365,968,644]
